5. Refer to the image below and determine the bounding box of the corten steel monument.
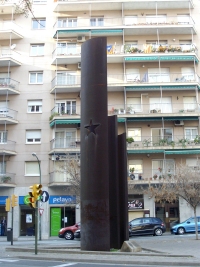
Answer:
[81,37,110,251]
[81,37,128,251]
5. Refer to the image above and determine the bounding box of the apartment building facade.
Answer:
[0,0,200,238]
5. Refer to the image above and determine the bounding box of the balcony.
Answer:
[0,48,22,67]
[52,43,198,65]
[49,171,71,186]
[54,0,193,12]
[0,140,16,155]
[53,15,196,39]
[0,78,20,94]
[51,72,200,93]
[0,1,24,14]
[49,138,81,154]
[126,135,200,152]
[0,108,18,124]
[0,173,15,187]
[0,21,23,39]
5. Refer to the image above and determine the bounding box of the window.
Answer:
[33,0,47,3]
[25,161,39,176]
[0,72,10,85]
[185,128,198,141]
[57,18,77,28]
[128,128,141,141]
[124,16,137,25]
[56,100,76,115]
[28,100,42,113]
[90,17,104,26]
[57,72,76,85]
[126,69,140,82]
[0,101,8,116]
[151,128,173,145]
[186,158,200,169]
[152,159,175,177]
[30,44,44,56]
[32,18,46,29]
[57,43,77,55]
[0,162,6,174]
[129,159,143,180]
[149,97,172,113]
[54,129,76,149]
[181,68,195,82]
[146,15,166,24]
[127,97,141,112]
[26,130,41,143]
[0,131,7,143]
[29,72,43,84]
[177,15,190,24]
[183,96,196,110]
[179,40,192,52]
[148,68,170,83]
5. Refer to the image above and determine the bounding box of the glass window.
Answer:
[127,128,141,141]
[0,162,6,174]
[28,100,42,113]
[148,68,170,83]
[183,96,196,110]
[29,72,43,84]
[185,128,198,141]
[0,131,7,143]
[30,44,44,56]
[149,97,172,113]
[151,128,173,145]
[25,162,39,176]
[26,130,41,143]
[90,17,104,26]
[127,97,141,112]
[32,19,46,29]
[54,130,76,149]
[177,15,190,24]
[56,100,76,115]
[129,159,143,180]
[124,16,138,25]
[152,159,175,177]
[146,15,166,24]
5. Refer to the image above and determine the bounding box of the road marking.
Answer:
[0,259,19,262]
[52,264,77,267]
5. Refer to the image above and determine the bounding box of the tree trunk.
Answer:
[194,207,199,240]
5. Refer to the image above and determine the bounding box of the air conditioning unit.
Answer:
[174,120,184,126]
[77,36,85,42]
[78,62,81,69]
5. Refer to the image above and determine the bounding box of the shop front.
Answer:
[0,196,8,236]
[19,196,35,236]
[128,194,150,221]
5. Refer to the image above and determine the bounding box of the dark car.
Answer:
[58,223,80,240]
[74,229,81,239]
[171,216,200,235]
[129,217,166,236]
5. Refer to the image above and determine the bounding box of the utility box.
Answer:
[7,228,12,241]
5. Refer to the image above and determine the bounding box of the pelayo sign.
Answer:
[49,195,76,205]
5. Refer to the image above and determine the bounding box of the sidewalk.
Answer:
[1,235,200,266]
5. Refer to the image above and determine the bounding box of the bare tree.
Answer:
[2,0,33,17]
[146,164,200,240]
[56,156,81,204]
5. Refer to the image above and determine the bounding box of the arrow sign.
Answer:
[40,191,49,203]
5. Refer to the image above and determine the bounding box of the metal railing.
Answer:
[0,172,15,184]
[51,73,200,88]
[0,49,21,61]
[53,15,195,29]
[49,171,71,184]
[0,21,23,33]
[0,140,16,152]
[0,107,18,120]
[50,138,81,150]
[0,78,20,91]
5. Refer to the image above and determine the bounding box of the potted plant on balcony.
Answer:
[49,112,59,121]
[153,174,158,180]
[126,137,134,145]
[1,176,11,183]
[194,135,200,144]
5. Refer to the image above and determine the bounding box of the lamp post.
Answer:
[32,152,42,241]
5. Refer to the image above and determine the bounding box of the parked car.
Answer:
[74,229,81,239]
[171,216,200,235]
[58,222,80,240]
[129,217,166,236]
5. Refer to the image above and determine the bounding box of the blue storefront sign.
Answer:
[0,196,8,205]
[49,195,76,205]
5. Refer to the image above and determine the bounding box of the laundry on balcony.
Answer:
[107,45,115,54]
[174,76,187,82]
[141,72,148,82]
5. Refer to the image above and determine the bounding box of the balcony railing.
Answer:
[50,102,200,117]
[127,135,200,150]
[52,43,198,58]
[0,107,17,120]
[0,21,22,33]
[50,138,81,150]
[49,171,71,184]
[51,72,200,89]
[0,49,21,61]
[53,15,195,29]
[0,78,20,92]
[0,140,16,152]
[0,172,15,185]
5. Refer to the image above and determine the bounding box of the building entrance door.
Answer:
[155,202,179,230]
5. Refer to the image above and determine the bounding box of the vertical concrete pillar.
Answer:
[80,37,110,251]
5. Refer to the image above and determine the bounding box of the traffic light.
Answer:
[5,198,10,212]
[28,191,35,208]
[11,194,18,207]
[33,184,42,201]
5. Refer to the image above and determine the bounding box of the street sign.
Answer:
[24,195,31,205]
[40,191,49,203]
[39,208,44,215]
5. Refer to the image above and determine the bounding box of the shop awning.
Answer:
[127,149,165,154]
[165,150,200,155]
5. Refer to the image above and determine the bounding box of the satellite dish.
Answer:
[10,44,16,50]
